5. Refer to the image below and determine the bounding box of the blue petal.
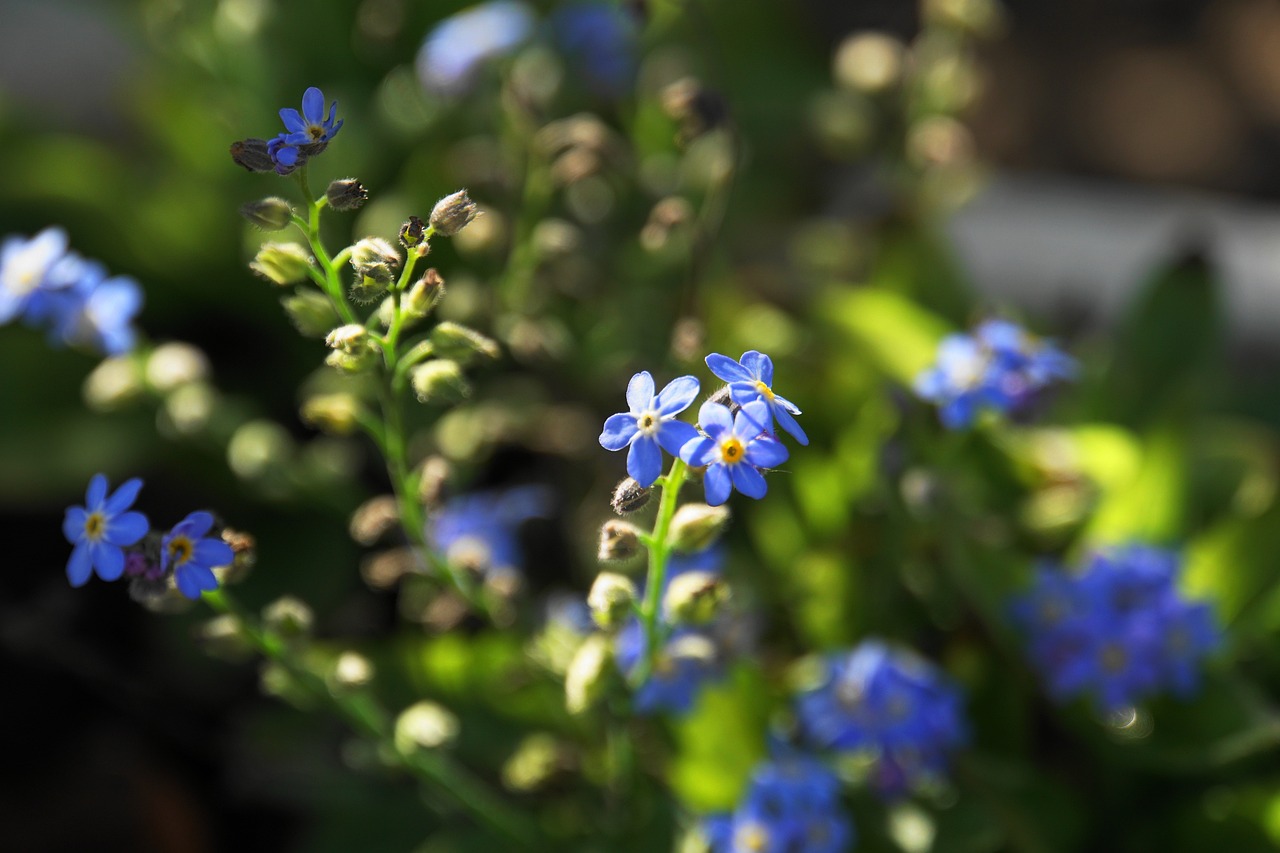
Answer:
[177,511,215,539]
[697,400,733,436]
[626,371,655,413]
[679,435,716,466]
[772,392,802,416]
[735,401,771,436]
[940,397,976,429]
[273,145,300,167]
[66,542,93,587]
[279,107,306,133]
[105,511,149,546]
[704,352,753,384]
[193,538,235,570]
[92,540,125,581]
[727,380,764,408]
[176,564,216,600]
[626,436,662,486]
[656,419,698,456]
[599,412,639,450]
[730,463,768,499]
[703,464,732,506]
[63,507,87,543]
[771,403,808,446]
[301,87,325,124]
[655,375,700,416]
[740,350,773,385]
[104,477,143,515]
[86,473,107,509]
[745,434,789,468]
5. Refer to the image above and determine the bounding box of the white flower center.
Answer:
[635,409,661,437]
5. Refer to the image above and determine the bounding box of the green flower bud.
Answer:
[324,324,377,373]
[328,651,375,692]
[239,197,294,231]
[429,189,479,237]
[325,348,378,374]
[394,701,460,752]
[262,595,314,643]
[230,137,274,172]
[663,570,728,626]
[588,572,637,631]
[83,356,144,411]
[598,519,642,562]
[410,359,470,404]
[300,393,364,435]
[250,242,313,285]
[351,262,393,303]
[145,342,209,392]
[350,237,400,271]
[668,503,731,553]
[564,634,616,715]
[610,478,650,515]
[281,290,340,338]
[403,268,446,319]
[326,178,368,211]
[502,734,564,792]
[325,324,368,352]
[399,215,428,248]
[197,614,253,662]
[429,321,500,365]
[227,419,294,480]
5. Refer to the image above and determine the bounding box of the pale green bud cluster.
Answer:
[251,242,313,285]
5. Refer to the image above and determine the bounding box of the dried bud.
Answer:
[300,393,363,435]
[429,321,500,364]
[262,596,314,642]
[565,634,616,715]
[250,242,313,285]
[403,268,446,318]
[328,651,375,691]
[394,701,460,752]
[417,456,452,508]
[326,178,369,211]
[663,571,727,625]
[429,189,479,237]
[230,137,274,172]
[610,478,650,514]
[217,528,257,585]
[239,197,294,231]
[145,342,209,392]
[598,519,642,562]
[349,495,400,546]
[399,215,427,248]
[668,503,731,553]
[587,572,637,631]
[281,290,340,337]
[410,359,470,404]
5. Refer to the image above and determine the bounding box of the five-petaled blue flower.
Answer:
[679,400,788,505]
[269,87,343,173]
[162,511,235,600]
[63,474,149,588]
[599,371,700,488]
[416,1,536,97]
[705,350,808,445]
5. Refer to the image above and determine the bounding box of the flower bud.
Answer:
[610,478,650,515]
[145,342,209,392]
[281,290,339,338]
[262,595,314,642]
[361,547,418,590]
[328,651,375,692]
[565,634,617,715]
[239,197,294,231]
[83,356,144,411]
[399,215,427,248]
[325,348,378,374]
[587,572,637,631]
[198,615,253,662]
[429,189,479,237]
[351,263,393,303]
[227,419,294,480]
[350,237,401,271]
[217,528,257,586]
[663,571,727,625]
[668,503,731,553]
[394,701,459,752]
[300,393,363,435]
[417,456,452,508]
[429,321,500,364]
[326,178,368,211]
[230,137,274,172]
[349,495,400,546]
[410,359,470,404]
[598,519,642,562]
[403,268,446,318]
[502,734,564,792]
[325,324,367,352]
[250,242,313,285]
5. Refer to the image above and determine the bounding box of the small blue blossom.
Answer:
[795,640,966,797]
[705,350,808,445]
[614,621,720,715]
[915,319,1076,429]
[599,371,700,488]
[0,228,71,324]
[679,400,788,505]
[63,474,149,588]
[266,87,343,174]
[162,511,235,600]
[701,754,854,853]
[1010,545,1220,714]
[427,485,552,582]
[549,2,638,98]
[48,261,143,356]
[417,1,536,97]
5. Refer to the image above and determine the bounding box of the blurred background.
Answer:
[5,0,1280,851]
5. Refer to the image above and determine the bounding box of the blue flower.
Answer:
[614,621,720,715]
[915,319,1076,429]
[701,754,854,853]
[794,640,966,797]
[417,1,536,97]
[278,87,343,149]
[549,2,638,98]
[0,227,74,325]
[705,350,808,445]
[63,474,149,588]
[162,511,235,600]
[48,262,143,356]
[427,485,552,581]
[599,371,700,488]
[679,400,788,505]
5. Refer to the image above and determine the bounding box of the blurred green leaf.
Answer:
[669,665,770,812]
[821,286,951,387]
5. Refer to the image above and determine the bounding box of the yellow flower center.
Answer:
[308,125,326,141]
[719,436,744,464]
[754,380,775,401]
[84,512,105,540]
[168,535,194,567]
[734,822,771,852]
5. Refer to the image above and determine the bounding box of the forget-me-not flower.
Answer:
[417,2,536,97]
[63,474,149,587]
[599,371,700,488]
[162,511,235,600]
[428,485,552,581]
[267,87,343,174]
[0,227,73,325]
[614,621,720,715]
[549,2,638,98]
[705,350,808,445]
[679,400,788,505]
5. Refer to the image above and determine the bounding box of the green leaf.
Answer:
[669,665,770,812]
[821,286,952,386]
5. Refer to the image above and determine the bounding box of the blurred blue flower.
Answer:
[614,621,720,715]
[63,474,149,588]
[599,371,700,487]
[162,511,234,600]
[549,2,638,98]
[701,753,853,853]
[795,640,966,797]
[1010,545,1220,714]
[428,485,552,581]
[679,400,788,505]
[0,227,76,325]
[915,319,1076,429]
[417,1,536,97]
[705,350,808,445]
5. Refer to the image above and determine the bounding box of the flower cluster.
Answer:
[598,351,803,506]
[0,228,142,356]
[231,87,343,176]
[428,485,553,585]
[1010,545,1219,714]
[914,319,1076,429]
[701,754,854,853]
[795,640,967,797]
[63,474,236,600]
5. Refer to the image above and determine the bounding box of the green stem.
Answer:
[633,457,688,686]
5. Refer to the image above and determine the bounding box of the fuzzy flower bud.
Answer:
[588,572,637,631]
[429,189,479,237]
[230,137,274,172]
[83,356,144,411]
[403,268,446,319]
[240,197,294,231]
[350,237,401,271]
[598,520,642,562]
[198,615,253,662]
[668,503,731,553]
[417,455,452,508]
[281,290,340,338]
[663,570,728,626]
[145,342,210,392]
[349,495,401,546]
[262,595,314,643]
[300,393,363,435]
[429,321,500,365]
[250,242,313,285]
[325,348,378,374]
[328,651,375,692]
[399,215,428,248]
[325,324,371,355]
[565,634,617,715]
[410,359,470,404]
[394,701,460,751]
[610,478,651,515]
[326,178,369,211]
